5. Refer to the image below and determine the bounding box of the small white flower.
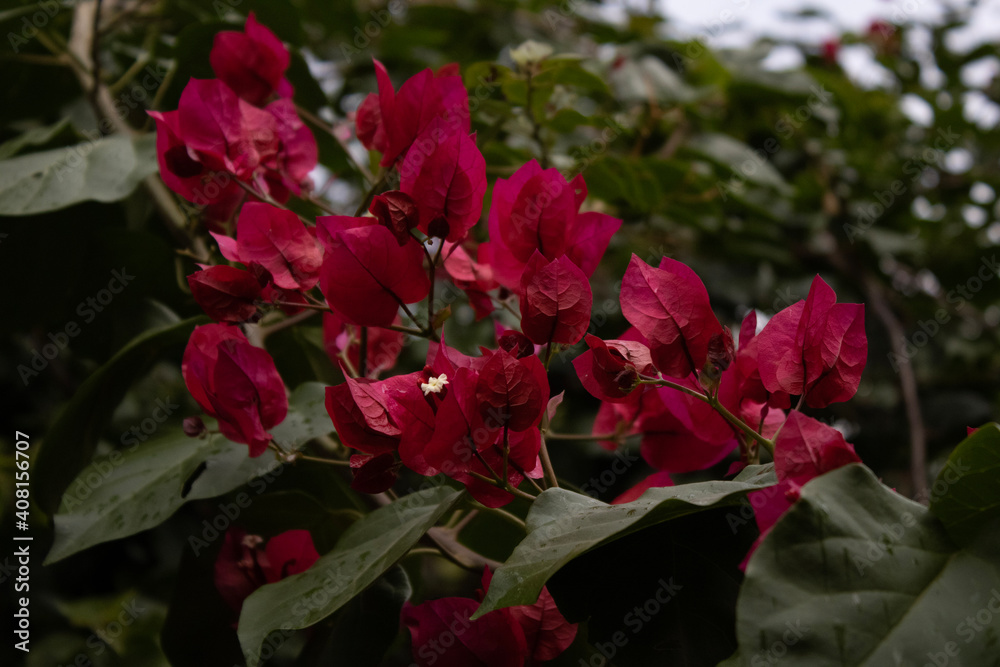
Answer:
[420,373,449,396]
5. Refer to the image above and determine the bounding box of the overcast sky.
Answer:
[648,0,1000,50]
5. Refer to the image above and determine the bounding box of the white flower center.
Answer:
[420,373,449,396]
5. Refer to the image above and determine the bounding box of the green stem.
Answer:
[639,375,776,455]
[295,103,375,186]
[354,170,389,217]
[707,393,775,456]
[472,503,527,531]
[385,323,426,336]
[272,300,331,312]
[538,433,558,489]
[467,471,538,502]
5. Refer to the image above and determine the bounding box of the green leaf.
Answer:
[0,134,157,215]
[34,315,206,515]
[731,464,1000,666]
[54,590,170,667]
[44,382,333,564]
[474,464,776,617]
[309,566,412,665]
[0,117,72,159]
[237,486,464,667]
[929,422,1000,549]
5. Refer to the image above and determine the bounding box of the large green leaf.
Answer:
[0,134,157,215]
[237,486,464,667]
[474,464,776,617]
[929,422,1000,548]
[44,382,333,564]
[729,464,1000,666]
[34,315,207,514]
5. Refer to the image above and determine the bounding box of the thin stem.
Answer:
[385,323,426,336]
[259,308,318,341]
[295,103,375,185]
[472,503,527,531]
[707,393,775,456]
[538,433,558,489]
[491,295,520,319]
[337,347,360,379]
[234,178,313,226]
[306,193,338,216]
[358,326,368,378]
[467,471,538,502]
[427,245,437,331]
[290,453,352,466]
[354,170,389,217]
[542,342,555,369]
[639,375,776,455]
[636,375,708,400]
[405,547,447,560]
[450,509,479,534]
[89,0,103,126]
[271,300,331,312]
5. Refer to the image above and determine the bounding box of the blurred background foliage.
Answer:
[1,0,998,664]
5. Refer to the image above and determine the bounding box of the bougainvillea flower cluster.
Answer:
[148,14,316,222]
[166,29,873,663]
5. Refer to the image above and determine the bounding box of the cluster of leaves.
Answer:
[2,1,999,666]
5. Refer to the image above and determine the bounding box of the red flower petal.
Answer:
[399,129,486,242]
[520,253,592,347]
[262,529,319,583]
[475,349,549,432]
[210,12,292,106]
[316,216,430,327]
[620,255,724,379]
[232,202,322,290]
[187,265,262,323]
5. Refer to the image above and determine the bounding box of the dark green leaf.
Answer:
[731,464,1000,666]
[44,382,333,563]
[237,486,464,667]
[34,315,206,514]
[474,464,776,616]
[929,422,1000,549]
